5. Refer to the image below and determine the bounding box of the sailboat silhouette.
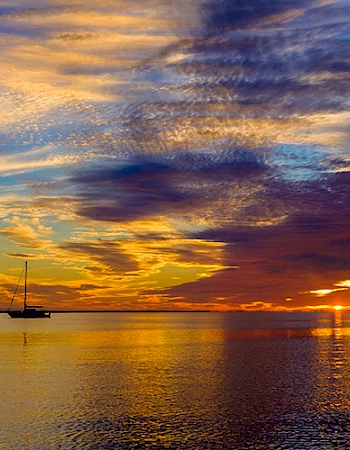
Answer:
[7,261,51,318]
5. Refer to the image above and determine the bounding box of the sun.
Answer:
[333,305,343,311]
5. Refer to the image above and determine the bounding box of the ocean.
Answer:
[0,311,349,449]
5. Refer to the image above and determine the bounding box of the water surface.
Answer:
[1,311,350,449]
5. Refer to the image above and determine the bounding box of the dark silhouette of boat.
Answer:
[7,261,51,318]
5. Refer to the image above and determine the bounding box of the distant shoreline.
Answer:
[0,310,211,314]
[0,309,337,314]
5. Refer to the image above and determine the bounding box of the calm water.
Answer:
[1,311,350,449]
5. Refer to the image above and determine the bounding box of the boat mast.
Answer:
[24,261,27,309]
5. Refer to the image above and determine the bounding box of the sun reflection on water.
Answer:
[313,309,350,415]
[2,312,350,448]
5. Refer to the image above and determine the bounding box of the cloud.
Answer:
[1,0,349,310]
[125,0,349,159]
[0,278,121,311]
[70,150,268,224]
[201,0,316,34]
[5,252,35,260]
[149,170,350,309]
[0,145,89,177]
[0,216,53,249]
[59,240,139,276]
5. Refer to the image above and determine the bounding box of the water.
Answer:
[1,311,350,449]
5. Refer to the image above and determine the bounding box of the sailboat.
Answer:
[7,261,51,318]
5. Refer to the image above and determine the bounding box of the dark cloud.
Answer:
[201,0,316,35]
[329,239,350,249]
[0,7,14,16]
[149,216,350,306]
[71,151,268,222]
[183,31,350,116]
[3,280,122,311]
[60,240,139,274]
[160,170,350,306]
[3,281,81,306]
[5,252,36,259]
[282,253,350,272]
[71,161,194,222]
[308,3,350,22]
[131,0,349,130]
[56,33,97,42]
[78,284,108,290]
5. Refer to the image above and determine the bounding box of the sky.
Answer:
[0,0,349,311]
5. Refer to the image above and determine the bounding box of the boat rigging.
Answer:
[7,261,51,318]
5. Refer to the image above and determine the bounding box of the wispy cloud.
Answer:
[0,215,53,249]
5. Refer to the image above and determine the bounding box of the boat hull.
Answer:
[8,310,51,318]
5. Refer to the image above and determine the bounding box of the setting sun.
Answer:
[333,305,343,311]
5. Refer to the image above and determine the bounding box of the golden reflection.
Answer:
[314,309,350,414]
[334,307,343,329]
[332,309,344,373]
[74,327,225,348]
[74,313,226,432]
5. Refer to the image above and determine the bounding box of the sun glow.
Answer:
[333,305,343,311]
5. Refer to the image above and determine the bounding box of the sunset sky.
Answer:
[0,0,349,311]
